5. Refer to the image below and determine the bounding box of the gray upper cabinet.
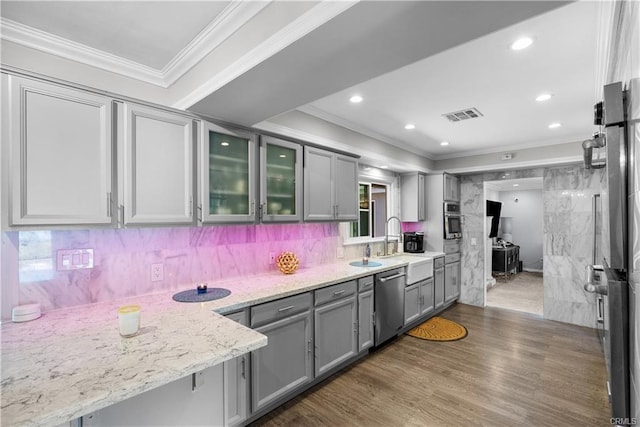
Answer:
[401,172,426,222]
[304,146,358,221]
[118,102,195,226]
[443,172,460,202]
[4,74,113,226]
[259,136,302,223]
[199,122,257,224]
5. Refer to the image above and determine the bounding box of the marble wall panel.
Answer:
[460,166,604,327]
[5,223,341,313]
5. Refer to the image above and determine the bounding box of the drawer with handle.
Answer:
[358,275,374,292]
[444,240,460,254]
[315,280,357,306]
[434,256,445,269]
[251,292,312,328]
[445,252,461,264]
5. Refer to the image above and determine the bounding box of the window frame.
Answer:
[340,167,399,246]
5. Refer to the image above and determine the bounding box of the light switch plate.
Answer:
[57,249,94,271]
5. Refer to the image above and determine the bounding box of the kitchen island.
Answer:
[1,253,442,426]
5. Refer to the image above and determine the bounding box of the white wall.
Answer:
[498,189,543,271]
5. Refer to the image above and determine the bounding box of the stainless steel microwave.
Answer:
[444,202,461,239]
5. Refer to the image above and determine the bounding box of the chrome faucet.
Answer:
[384,216,403,256]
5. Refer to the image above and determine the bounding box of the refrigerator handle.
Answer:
[592,194,600,265]
[584,264,608,295]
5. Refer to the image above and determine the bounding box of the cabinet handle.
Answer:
[250,201,255,217]
[189,196,193,216]
[307,339,312,354]
[241,356,246,380]
[119,205,125,226]
[259,203,264,220]
[107,192,112,217]
[197,204,203,222]
[278,305,295,312]
[379,272,406,283]
[333,290,346,296]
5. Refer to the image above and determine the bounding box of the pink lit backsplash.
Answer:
[10,223,340,313]
[401,222,424,233]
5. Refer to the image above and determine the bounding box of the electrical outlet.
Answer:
[336,247,345,259]
[269,253,276,264]
[151,263,164,282]
[471,237,477,246]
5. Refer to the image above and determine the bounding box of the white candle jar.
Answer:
[118,305,141,337]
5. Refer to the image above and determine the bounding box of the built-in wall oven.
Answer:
[444,202,462,240]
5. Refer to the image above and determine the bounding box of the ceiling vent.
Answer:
[443,107,484,122]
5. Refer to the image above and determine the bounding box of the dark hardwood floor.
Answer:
[251,304,610,427]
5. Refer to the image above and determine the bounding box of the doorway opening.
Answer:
[483,177,543,315]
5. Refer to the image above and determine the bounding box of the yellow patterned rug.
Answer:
[406,317,468,341]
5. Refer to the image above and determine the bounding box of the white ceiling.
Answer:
[0,1,600,163]
[1,1,231,70]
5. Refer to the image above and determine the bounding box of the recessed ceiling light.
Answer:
[536,93,553,102]
[548,122,562,129]
[221,141,229,146]
[350,95,363,103]
[511,37,533,51]
[440,141,449,146]
[404,124,416,130]
[279,154,286,158]
[513,184,519,187]
[380,165,389,169]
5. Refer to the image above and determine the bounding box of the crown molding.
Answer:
[254,120,432,173]
[0,1,270,88]
[172,0,358,110]
[297,104,436,160]
[432,135,586,161]
[439,155,582,175]
[0,17,165,85]
[161,0,270,86]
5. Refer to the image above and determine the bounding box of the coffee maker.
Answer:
[403,232,424,253]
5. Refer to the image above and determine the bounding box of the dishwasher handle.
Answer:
[378,272,406,283]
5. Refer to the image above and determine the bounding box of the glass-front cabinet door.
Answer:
[199,122,257,223]
[260,136,302,222]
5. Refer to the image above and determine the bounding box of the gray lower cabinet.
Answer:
[224,310,250,426]
[404,283,421,325]
[358,289,374,352]
[358,276,374,353]
[444,261,461,303]
[314,281,358,376]
[251,294,313,413]
[420,278,435,315]
[434,258,445,309]
[404,278,435,325]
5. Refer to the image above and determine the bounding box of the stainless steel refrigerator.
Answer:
[584,78,640,422]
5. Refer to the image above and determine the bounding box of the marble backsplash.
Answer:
[3,223,341,315]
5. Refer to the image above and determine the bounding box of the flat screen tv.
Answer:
[488,216,500,238]
[486,200,502,217]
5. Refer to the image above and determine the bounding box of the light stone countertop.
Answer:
[1,253,442,427]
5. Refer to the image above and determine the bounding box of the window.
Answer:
[341,166,399,245]
[350,183,388,238]
[18,231,54,283]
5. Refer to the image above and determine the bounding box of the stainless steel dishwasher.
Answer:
[374,267,406,346]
